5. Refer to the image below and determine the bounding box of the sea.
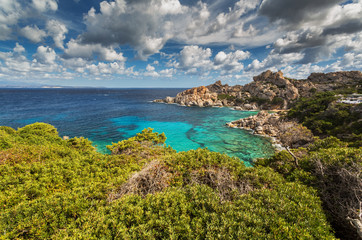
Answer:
[0,88,275,166]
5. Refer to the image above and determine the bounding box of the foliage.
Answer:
[217,94,236,101]
[277,121,314,148]
[246,96,270,106]
[271,97,284,106]
[287,92,361,141]
[107,128,166,155]
[0,123,336,239]
[66,137,97,154]
[256,137,362,239]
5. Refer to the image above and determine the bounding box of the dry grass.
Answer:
[189,166,253,201]
[109,161,253,202]
[108,160,172,201]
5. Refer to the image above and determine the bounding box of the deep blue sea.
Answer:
[0,88,274,165]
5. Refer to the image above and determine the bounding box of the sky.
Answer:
[0,0,361,88]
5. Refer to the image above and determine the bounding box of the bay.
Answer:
[0,88,274,165]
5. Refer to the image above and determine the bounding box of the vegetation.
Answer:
[271,97,284,106]
[287,91,362,144]
[256,137,362,239]
[246,96,270,106]
[217,94,236,101]
[0,123,336,239]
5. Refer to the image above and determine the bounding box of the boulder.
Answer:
[164,96,175,104]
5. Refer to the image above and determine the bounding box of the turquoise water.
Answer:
[0,89,275,165]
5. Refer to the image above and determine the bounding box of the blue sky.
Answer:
[0,0,361,87]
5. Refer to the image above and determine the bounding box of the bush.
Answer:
[217,94,236,101]
[246,96,270,106]
[271,97,284,106]
[0,123,336,239]
[107,128,166,155]
[258,137,362,239]
[287,92,360,142]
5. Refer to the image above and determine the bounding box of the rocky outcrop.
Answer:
[242,70,301,109]
[227,111,280,137]
[174,86,218,107]
[154,70,362,110]
[227,111,314,148]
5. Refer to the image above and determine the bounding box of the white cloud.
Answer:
[146,64,155,72]
[213,50,250,74]
[32,0,58,12]
[20,25,47,43]
[159,68,176,77]
[0,0,21,40]
[144,64,159,77]
[13,42,25,53]
[46,20,68,49]
[81,0,185,59]
[246,51,304,74]
[86,61,134,76]
[178,45,212,71]
[173,46,251,76]
[33,46,56,64]
[0,0,61,42]
[62,57,89,73]
[64,39,126,62]
[79,0,279,59]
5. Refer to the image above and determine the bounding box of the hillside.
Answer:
[0,123,337,239]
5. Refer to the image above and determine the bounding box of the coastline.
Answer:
[154,99,286,152]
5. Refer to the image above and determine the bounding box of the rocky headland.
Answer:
[154,70,362,110]
[154,70,361,148]
[227,111,314,149]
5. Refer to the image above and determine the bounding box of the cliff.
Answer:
[154,70,362,110]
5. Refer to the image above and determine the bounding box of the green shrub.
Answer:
[271,97,284,105]
[67,137,95,153]
[260,137,362,239]
[17,122,62,144]
[0,123,336,239]
[107,128,166,155]
[217,94,236,101]
[287,92,360,142]
[246,96,270,105]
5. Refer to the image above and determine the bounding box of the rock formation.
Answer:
[227,111,314,148]
[154,70,362,110]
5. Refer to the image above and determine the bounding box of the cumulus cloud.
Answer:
[0,0,21,40]
[0,0,60,42]
[144,64,160,77]
[32,0,58,12]
[81,0,186,59]
[79,0,278,59]
[259,0,345,28]
[33,46,56,64]
[172,45,250,76]
[0,43,60,75]
[87,62,127,75]
[46,20,68,49]
[266,0,362,64]
[20,25,47,43]
[13,42,25,53]
[213,50,250,74]
[63,39,126,62]
[247,51,304,73]
[177,45,213,72]
[159,68,176,77]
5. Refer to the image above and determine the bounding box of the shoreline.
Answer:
[154,100,285,152]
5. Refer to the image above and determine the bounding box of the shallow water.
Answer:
[0,88,274,165]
